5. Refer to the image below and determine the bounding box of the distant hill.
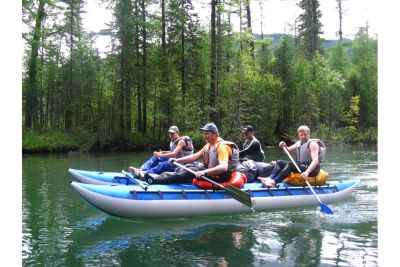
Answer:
[253,33,351,49]
[253,33,289,45]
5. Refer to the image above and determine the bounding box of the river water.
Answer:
[22,145,377,266]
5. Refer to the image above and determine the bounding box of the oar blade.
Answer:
[224,185,253,208]
[320,203,334,215]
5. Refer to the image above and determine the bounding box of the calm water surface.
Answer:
[22,145,377,266]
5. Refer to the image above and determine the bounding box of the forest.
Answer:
[22,0,377,153]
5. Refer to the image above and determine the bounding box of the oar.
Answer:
[173,162,253,209]
[282,146,334,215]
[121,170,148,191]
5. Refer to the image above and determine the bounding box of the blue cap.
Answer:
[200,123,218,133]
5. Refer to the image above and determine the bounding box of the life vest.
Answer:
[242,136,265,162]
[296,139,326,164]
[203,140,239,172]
[283,169,329,186]
[192,171,247,189]
[170,136,194,158]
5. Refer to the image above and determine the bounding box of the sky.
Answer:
[83,0,379,53]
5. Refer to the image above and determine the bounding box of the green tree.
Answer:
[209,0,218,123]
[274,35,295,131]
[24,0,48,129]
[348,28,377,127]
[292,57,319,128]
[114,0,135,135]
[343,95,360,133]
[311,54,345,138]
[297,0,323,59]
[61,0,86,130]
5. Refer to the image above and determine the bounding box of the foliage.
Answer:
[22,0,378,153]
[297,0,324,58]
[348,28,377,127]
[22,130,79,153]
[343,95,360,133]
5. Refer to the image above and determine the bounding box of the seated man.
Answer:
[239,125,265,162]
[259,125,325,187]
[144,123,239,185]
[129,126,193,177]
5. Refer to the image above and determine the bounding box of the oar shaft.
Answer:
[122,170,148,190]
[283,146,301,173]
[282,147,323,203]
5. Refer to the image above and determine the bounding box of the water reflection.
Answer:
[62,210,378,266]
[69,216,257,266]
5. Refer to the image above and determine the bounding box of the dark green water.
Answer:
[22,145,377,266]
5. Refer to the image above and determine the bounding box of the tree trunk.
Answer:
[181,0,186,108]
[118,0,134,134]
[135,0,143,132]
[25,0,46,129]
[337,0,343,43]
[160,0,171,131]
[65,0,75,130]
[245,1,255,60]
[210,0,218,123]
[311,0,318,55]
[141,0,148,134]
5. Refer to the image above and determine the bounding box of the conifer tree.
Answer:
[297,0,323,59]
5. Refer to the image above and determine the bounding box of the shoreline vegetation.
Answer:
[22,127,377,154]
[23,1,377,155]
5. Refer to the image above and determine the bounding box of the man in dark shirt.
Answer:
[239,125,265,162]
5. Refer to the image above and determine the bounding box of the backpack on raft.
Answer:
[193,171,247,189]
[282,169,329,186]
[236,160,258,183]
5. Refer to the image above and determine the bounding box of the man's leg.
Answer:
[140,156,168,171]
[255,162,274,177]
[146,160,175,174]
[146,170,194,184]
[272,161,296,184]
[259,160,289,187]
[145,166,205,184]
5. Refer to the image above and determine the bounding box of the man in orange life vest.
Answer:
[144,123,240,185]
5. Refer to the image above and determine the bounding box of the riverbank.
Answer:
[22,130,205,154]
[22,127,377,154]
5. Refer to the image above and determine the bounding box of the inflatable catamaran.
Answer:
[69,169,359,218]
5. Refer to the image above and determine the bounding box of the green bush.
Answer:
[22,130,79,153]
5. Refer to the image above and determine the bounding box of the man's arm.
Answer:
[199,161,228,177]
[155,139,186,158]
[153,150,169,157]
[170,149,202,165]
[279,140,299,152]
